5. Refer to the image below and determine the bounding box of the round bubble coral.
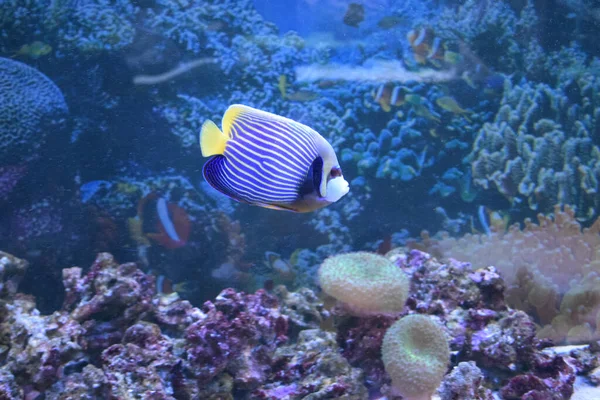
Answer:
[317,251,409,315]
[382,314,450,400]
[0,57,68,163]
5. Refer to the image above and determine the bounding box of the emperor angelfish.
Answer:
[199,104,349,212]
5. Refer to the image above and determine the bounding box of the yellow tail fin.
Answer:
[200,120,229,157]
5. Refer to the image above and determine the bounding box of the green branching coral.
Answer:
[382,314,450,400]
[468,76,600,219]
[317,252,409,315]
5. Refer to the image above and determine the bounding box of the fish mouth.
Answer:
[325,176,350,202]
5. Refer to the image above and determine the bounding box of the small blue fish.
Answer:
[200,104,349,212]
[80,180,112,203]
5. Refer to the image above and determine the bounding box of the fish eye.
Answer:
[330,166,342,178]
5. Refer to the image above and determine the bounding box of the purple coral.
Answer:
[62,253,155,355]
[253,329,368,399]
[337,315,394,389]
[102,322,181,399]
[439,361,494,400]
[500,352,575,399]
[470,310,537,371]
[0,247,594,398]
[184,288,288,388]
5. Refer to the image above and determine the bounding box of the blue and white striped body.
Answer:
[200,105,349,212]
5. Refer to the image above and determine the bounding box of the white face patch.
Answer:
[156,197,181,242]
[325,176,350,202]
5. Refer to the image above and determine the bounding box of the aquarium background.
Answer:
[1,0,600,398]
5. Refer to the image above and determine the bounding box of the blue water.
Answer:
[0,0,599,321]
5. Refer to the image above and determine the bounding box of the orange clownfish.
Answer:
[372,83,409,112]
[407,27,446,64]
[136,193,191,249]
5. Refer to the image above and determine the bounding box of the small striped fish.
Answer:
[200,104,349,212]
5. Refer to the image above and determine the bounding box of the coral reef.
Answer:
[1,247,600,398]
[184,287,288,387]
[439,361,494,400]
[274,285,330,337]
[2,0,600,397]
[414,205,600,344]
[0,251,27,298]
[0,58,68,163]
[468,76,600,219]
[0,251,366,398]
[0,165,27,202]
[9,198,64,243]
[334,249,594,398]
[252,329,368,399]
[436,0,540,74]
[0,0,138,54]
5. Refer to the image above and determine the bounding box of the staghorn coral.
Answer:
[309,207,354,257]
[0,57,68,163]
[468,76,600,219]
[417,205,600,343]
[144,0,274,57]
[52,0,138,52]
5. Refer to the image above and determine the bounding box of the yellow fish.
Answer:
[278,74,318,102]
[413,103,441,123]
[286,90,319,102]
[404,94,424,106]
[436,96,471,119]
[278,75,287,98]
[13,41,52,59]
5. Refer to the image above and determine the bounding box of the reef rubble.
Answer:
[0,249,599,399]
